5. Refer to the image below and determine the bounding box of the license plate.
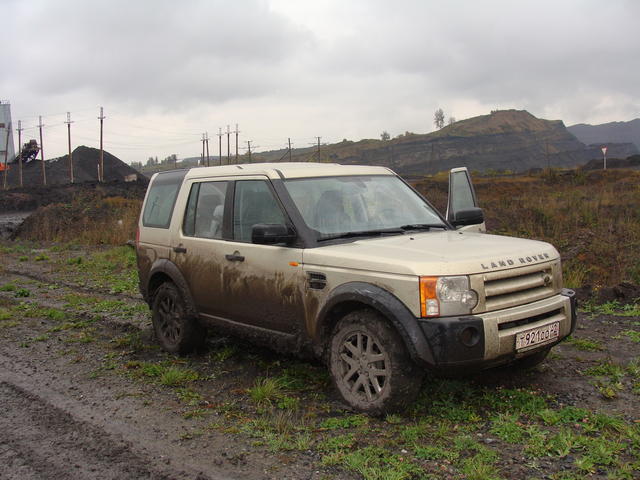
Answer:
[515,322,560,351]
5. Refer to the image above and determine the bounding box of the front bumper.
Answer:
[416,289,576,372]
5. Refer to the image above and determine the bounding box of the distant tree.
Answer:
[448,116,456,126]
[380,131,390,141]
[434,108,445,129]
[146,156,155,167]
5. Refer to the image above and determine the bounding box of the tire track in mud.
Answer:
[0,381,174,480]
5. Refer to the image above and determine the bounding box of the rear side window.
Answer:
[142,170,187,228]
[183,181,229,239]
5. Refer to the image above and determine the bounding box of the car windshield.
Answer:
[284,175,446,239]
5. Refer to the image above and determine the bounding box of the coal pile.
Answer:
[3,146,147,187]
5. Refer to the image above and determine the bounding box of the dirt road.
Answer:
[1,243,639,480]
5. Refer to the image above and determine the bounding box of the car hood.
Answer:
[302,231,559,276]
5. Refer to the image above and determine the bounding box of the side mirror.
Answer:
[251,224,296,245]
[451,207,484,227]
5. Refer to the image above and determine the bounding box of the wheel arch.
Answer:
[315,282,435,366]
[146,259,198,317]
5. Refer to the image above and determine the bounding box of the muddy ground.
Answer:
[0,243,639,480]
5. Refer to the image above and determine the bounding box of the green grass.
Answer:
[125,361,199,387]
[248,377,287,407]
[621,330,640,343]
[59,246,139,295]
[0,283,17,292]
[581,300,640,317]
[159,367,198,386]
[565,336,604,351]
[320,415,369,430]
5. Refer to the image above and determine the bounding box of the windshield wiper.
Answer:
[400,223,448,231]
[317,228,405,242]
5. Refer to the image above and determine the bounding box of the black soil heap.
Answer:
[3,146,144,187]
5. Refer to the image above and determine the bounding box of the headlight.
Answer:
[420,276,478,317]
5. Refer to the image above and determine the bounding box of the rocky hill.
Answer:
[3,146,146,188]
[568,118,640,151]
[254,110,638,175]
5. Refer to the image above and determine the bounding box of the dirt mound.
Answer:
[0,182,146,213]
[3,146,147,187]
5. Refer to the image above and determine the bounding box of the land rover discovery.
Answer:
[136,163,576,413]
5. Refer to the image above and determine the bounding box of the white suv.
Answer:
[136,163,576,413]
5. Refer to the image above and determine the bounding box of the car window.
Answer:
[142,170,186,228]
[233,180,287,242]
[183,181,228,239]
[449,170,477,214]
[284,175,444,235]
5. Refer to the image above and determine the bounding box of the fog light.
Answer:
[459,326,480,347]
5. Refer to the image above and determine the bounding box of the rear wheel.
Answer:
[152,282,205,354]
[329,309,423,414]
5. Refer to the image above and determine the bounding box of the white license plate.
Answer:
[515,322,560,351]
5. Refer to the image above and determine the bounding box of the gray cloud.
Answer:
[1,0,638,163]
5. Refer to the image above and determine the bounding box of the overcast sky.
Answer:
[1,0,638,164]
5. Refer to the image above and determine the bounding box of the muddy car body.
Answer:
[136,163,576,413]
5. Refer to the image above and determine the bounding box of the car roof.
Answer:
[181,162,395,180]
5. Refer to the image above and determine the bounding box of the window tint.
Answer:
[142,170,186,228]
[183,181,228,239]
[233,180,286,242]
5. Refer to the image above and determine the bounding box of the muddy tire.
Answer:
[329,309,423,415]
[513,347,550,370]
[151,282,205,354]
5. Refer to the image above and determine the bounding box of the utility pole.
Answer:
[201,133,206,166]
[205,132,210,167]
[545,140,549,170]
[217,127,223,166]
[65,112,74,183]
[17,120,23,187]
[98,106,105,182]
[234,124,240,161]
[2,122,10,189]
[226,125,230,164]
[247,140,252,163]
[288,138,292,162]
[38,116,47,185]
[315,136,321,162]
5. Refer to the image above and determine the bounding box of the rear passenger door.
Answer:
[171,179,231,318]
[219,178,304,334]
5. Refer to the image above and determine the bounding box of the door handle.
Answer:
[173,246,187,254]
[225,252,245,262]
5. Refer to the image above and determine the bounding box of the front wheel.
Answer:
[329,310,423,414]
[152,282,205,354]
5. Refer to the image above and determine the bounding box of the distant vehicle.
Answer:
[136,163,576,413]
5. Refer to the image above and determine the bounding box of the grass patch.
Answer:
[125,361,198,387]
[621,330,640,343]
[248,377,287,407]
[565,336,604,351]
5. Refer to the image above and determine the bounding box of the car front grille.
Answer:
[471,261,561,314]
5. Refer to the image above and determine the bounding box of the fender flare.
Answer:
[147,259,198,317]
[316,282,435,366]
